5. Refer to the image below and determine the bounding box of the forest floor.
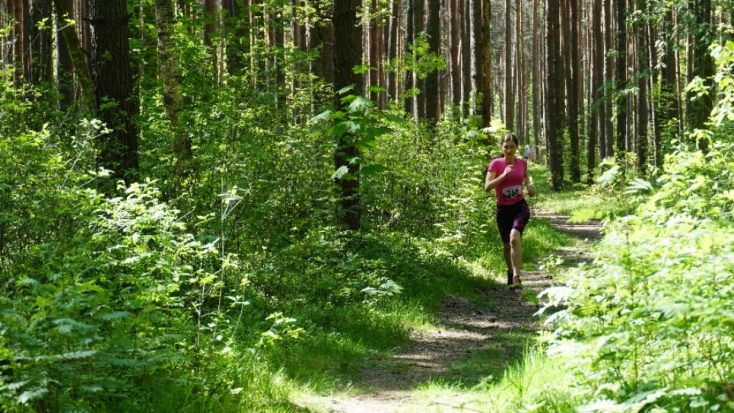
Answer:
[294,209,603,413]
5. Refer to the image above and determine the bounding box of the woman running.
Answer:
[484,134,535,289]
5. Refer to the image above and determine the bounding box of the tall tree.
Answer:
[514,0,523,140]
[425,0,440,122]
[531,0,542,151]
[155,0,192,185]
[634,0,649,174]
[615,0,628,163]
[470,0,481,116]
[224,0,249,75]
[504,0,514,131]
[587,0,603,182]
[55,0,75,107]
[414,0,426,118]
[53,0,91,101]
[480,0,492,127]
[88,0,139,186]
[311,0,334,84]
[29,0,53,86]
[567,0,581,182]
[657,9,680,166]
[450,0,462,107]
[545,0,565,190]
[462,0,472,117]
[687,0,714,151]
[386,0,401,104]
[404,0,416,117]
[333,0,363,230]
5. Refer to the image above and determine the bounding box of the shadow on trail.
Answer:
[293,212,603,412]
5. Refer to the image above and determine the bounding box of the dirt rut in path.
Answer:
[297,211,603,413]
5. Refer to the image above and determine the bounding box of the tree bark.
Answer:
[588,0,603,182]
[480,0,492,127]
[450,0,461,107]
[333,0,363,230]
[425,0,440,122]
[615,0,627,164]
[470,0,481,116]
[30,0,53,86]
[634,0,649,174]
[404,0,415,117]
[567,0,581,182]
[545,0,565,190]
[503,0,514,131]
[53,0,91,103]
[88,0,139,187]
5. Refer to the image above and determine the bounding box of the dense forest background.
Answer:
[2,0,734,411]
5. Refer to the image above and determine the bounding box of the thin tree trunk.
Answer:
[450,0,461,106]
[56,0,75,107]
[615,0,627,164]
[634,0,649,174]
[481,0,491,127]
[369,0,379,103]
[531,0,541,150]
[603,0,615,159]
[514,0,523,139]
[53,0,91,99]
[30,0,53,86]
[546,0,565,190]
[405,0,416,118]
[504,0,514,131]
[333,0,363,230]
[425,0,440,122]
[155,0,192,185]
[588,0,603,182]
[567,0,581,182]
[462,0,471,117]
[470,0,481,116]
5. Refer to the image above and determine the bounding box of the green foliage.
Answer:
[537,42,734,412]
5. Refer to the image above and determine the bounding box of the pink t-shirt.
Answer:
[488,157,527,205]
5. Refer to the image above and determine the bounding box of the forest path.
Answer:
[295,209,603,413]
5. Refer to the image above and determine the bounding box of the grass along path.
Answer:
[293,209,603,413]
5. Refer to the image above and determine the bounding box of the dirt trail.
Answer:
[297,210,603,413]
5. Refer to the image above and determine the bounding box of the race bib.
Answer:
[502,185,522,200]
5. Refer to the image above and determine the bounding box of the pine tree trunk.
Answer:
[504,0,514,131]
[615,0,627,164]
[567,0,581,182]
[635,0,649,174]
[427,0,441,120]
[481,0,492,127]
[333,0,362,230]
[88,0,139,188]
[546,0,565,190]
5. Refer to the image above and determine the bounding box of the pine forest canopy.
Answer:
[2,1,732,193]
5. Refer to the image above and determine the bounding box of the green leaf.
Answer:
[360,165,388,177]
[336,84,355,95]
[625,178,654,194]
[348,97,374,113]
[308,110,332,125]
[99,311,133,320]
[58,350,97,360]
[331,166,350,179]
[17,388,48,404]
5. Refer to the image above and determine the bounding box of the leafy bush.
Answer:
[539,41,734,413]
